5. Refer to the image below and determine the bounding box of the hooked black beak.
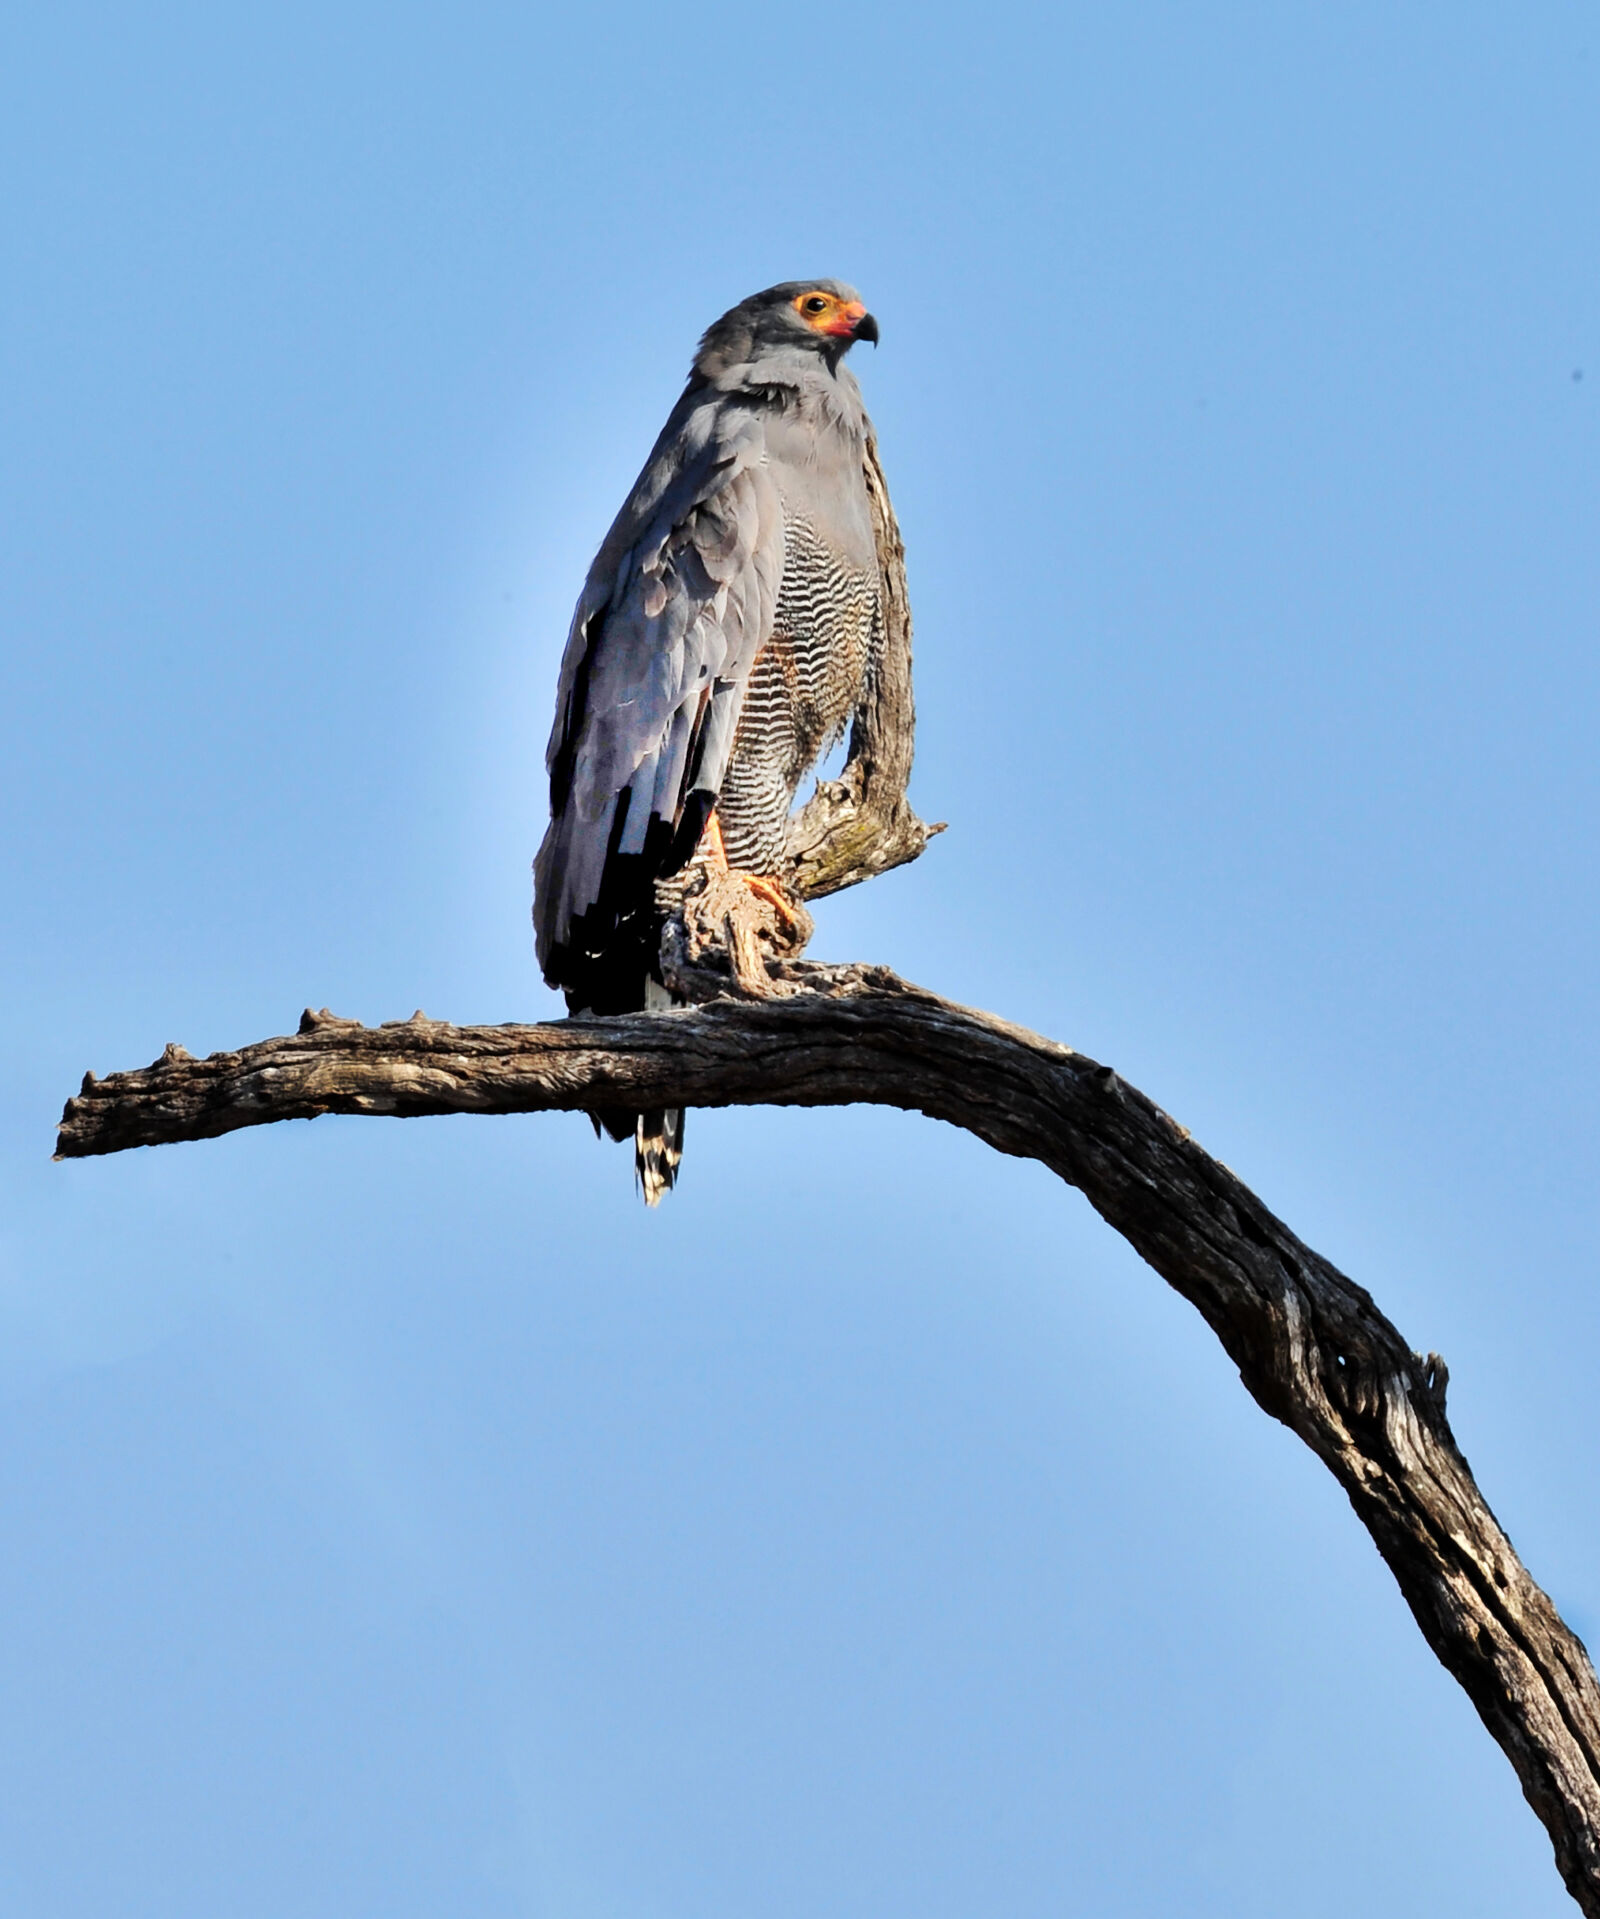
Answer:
[853,311,880,346]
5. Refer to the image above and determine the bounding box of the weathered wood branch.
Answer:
[55,962,1600,1912]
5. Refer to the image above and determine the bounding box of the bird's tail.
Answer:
[634,978,684,1205]
[635,1107,684,1207]
[573,981,686,1205]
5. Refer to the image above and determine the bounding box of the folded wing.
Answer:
[533,394,784,1010]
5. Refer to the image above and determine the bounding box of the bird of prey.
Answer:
[533,279,888,1202]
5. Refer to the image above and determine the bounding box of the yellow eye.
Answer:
[798,293,832,317]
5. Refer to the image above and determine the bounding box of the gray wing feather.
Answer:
[533,395,783,974]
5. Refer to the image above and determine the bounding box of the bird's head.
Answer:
[693,280,879,379]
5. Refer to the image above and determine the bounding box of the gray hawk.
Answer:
[533,280,889,1201]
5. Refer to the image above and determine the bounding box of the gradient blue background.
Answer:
[4,4,1597,1912]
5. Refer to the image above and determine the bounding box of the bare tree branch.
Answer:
[54,960,1600,1913]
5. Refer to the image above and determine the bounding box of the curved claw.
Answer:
[694,810,808,938]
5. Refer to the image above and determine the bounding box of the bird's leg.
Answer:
[695,812,807,936]
[680,811,813,997]
[698,809,729,870]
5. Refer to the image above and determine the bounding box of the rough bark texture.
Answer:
[55,961,1600,1914]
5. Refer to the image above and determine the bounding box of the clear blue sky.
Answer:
[3,3,1596,1913]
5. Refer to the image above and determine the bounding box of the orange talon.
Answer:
[740,872,801,929]
[695,811,801,932]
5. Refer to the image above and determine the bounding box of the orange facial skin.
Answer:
[793,291,870,339]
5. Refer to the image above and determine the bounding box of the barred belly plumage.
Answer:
[715,511,880,873]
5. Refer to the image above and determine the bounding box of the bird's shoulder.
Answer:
[545,383,785,796]
[579,383,764,602]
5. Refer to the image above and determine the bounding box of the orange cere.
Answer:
[793,290,868,338]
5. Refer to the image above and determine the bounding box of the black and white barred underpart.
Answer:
[716,512,881,872]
